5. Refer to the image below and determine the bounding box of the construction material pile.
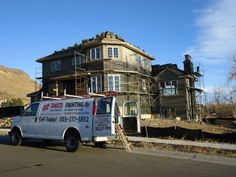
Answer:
[0,117,12,128]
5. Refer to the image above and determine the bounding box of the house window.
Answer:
[107,47,119,59]
[143,58,151,69]
[160,80,177,96]
[51,60,61,72]
[90,47,100,60]
[72,55,84,66]
[114,48,118,58]
[91,48,95,60]
[108,74,120,91]
[136,56,142,65]
[96,48,100,59]
[91,75,102,93]
[108,47,113,58]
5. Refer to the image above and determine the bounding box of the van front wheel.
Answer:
[11,129,22,146]
[65,133,80,152]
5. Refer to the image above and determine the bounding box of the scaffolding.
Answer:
[35,49,158,118]
[194,67,207,121]
[35,66,42,91]
[69,55,158,118]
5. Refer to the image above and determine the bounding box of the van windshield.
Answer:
[96,98,112,114]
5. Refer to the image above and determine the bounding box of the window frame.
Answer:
[107,47,119,59]
[113,47,119,58]
[108,47,113,58]
[107,74,121,91]
[50,60,61,72]
[159,80,178,96]
[72,55,84,66]
[136,55,142,65]
[90,47,101,60]
[91,75,102,93]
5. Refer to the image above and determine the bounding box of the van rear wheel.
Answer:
[65,133,80,152]
[11,129,22,146]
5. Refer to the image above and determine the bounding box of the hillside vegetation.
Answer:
[0,65,36,103]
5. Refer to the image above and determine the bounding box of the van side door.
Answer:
[93,97,116,137]
[20,103,40,138]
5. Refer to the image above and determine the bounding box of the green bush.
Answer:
[1,98,24,107]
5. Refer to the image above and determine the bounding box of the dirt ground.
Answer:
[141,118,236,134]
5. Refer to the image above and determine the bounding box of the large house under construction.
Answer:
[151,55,203,121]
[32,32,155,118]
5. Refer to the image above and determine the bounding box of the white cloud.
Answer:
[185,0,236,64]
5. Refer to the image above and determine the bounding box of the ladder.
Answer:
[115,123,133,152]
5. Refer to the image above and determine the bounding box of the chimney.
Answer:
[183,54,193,74]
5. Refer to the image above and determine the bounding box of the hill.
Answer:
[0,65,37,103]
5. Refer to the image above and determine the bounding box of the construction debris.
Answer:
[0,117,12,128]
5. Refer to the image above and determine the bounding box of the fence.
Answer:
[0,106,24,117]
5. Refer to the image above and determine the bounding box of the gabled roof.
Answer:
[37,31,155,63]
[152,64,185,77]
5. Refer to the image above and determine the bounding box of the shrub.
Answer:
[1,98,24,107]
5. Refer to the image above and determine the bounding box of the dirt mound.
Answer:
[141,118,235,134]
[0,65,36,103]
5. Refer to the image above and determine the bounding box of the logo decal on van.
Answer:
[42,104,50,112]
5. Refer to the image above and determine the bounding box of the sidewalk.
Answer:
[128,136,236,151]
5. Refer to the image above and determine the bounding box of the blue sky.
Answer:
[0,0,235,93]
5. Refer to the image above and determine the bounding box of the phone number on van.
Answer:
[59,116,89,123]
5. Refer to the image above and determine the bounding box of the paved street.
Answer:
[0,136,235,177]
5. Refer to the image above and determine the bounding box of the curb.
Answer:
[131,147,236,166]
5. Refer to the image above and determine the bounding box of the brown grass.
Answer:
[0,65,36,103]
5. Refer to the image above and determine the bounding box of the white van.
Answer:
[9,96,119,152]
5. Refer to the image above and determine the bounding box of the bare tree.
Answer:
[223,87,236,118]
[213,87,223,104]
[229,54,236,81]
